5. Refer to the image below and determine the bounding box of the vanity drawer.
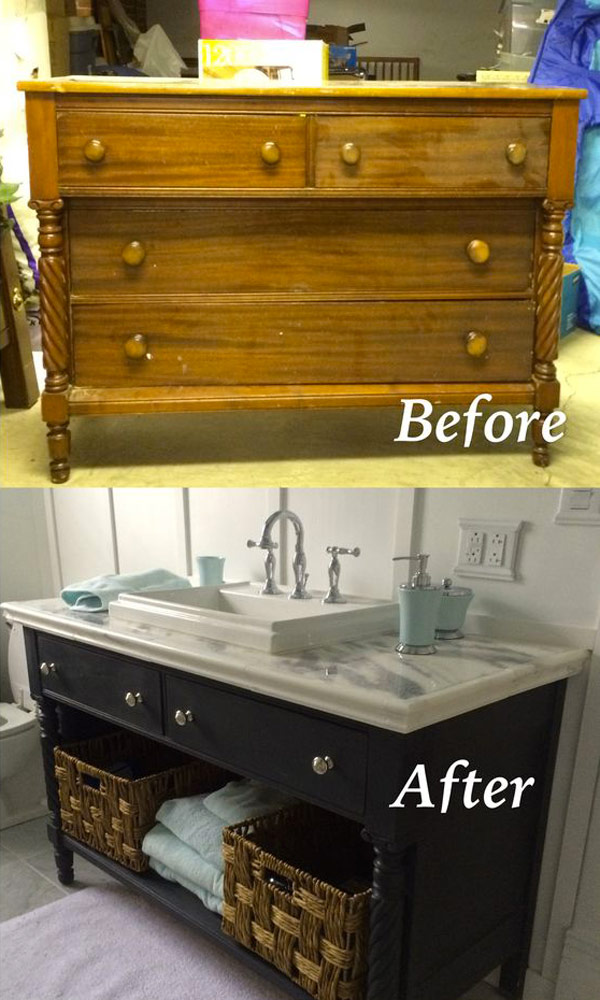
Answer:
[36,635,163,735]
[73,299,535,386]
[165,676,367,815]
[56,112,306,191]
[68,199,535,297]
[315,116,550,192]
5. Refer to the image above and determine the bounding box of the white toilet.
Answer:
[0,622,47,829]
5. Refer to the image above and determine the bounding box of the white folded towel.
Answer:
[142,823,223,903]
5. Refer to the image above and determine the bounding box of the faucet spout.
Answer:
[248,509,310,599]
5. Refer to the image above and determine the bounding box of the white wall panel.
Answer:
[52,489,115,585]
[188,488,274,584]
[112,489,187,576]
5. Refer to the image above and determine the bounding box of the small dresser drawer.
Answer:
[37,635,163,735]
[56,112,307,190]
[165,675,367,815]
[69,199,535,297]
[315,116,550,192]
[73,299,535,386]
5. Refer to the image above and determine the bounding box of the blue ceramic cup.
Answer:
[196,556,225,586]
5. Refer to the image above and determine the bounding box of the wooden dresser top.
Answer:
[18,77,586,101]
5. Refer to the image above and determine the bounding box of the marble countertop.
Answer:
[2,598,588,734]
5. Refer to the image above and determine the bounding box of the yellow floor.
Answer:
[2,330,599,487]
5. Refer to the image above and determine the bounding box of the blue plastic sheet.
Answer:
[530,0,600,331]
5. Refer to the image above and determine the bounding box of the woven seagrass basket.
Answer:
[54,729,227,871]
[222,803,372,1000]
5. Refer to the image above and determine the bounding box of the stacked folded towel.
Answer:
[61,568,191,612]
[142,779,296,914]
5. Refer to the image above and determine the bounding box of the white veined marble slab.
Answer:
[2,598,589,734]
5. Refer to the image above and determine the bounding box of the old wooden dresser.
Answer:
[20,79,583,481]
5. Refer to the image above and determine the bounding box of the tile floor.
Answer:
[0,817,502,1000]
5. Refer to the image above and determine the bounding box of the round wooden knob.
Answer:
[123,334,148,360]
[465,331,488,358]
[122,241,146,267]
[340,142,361,166]
[506,141,527,166]
[260,141,281,165]
[466,239,491,265]
[83,139,106,163]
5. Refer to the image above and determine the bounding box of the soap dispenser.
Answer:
[392,554,443,655]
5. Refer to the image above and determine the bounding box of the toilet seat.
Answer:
[0,702,37,736]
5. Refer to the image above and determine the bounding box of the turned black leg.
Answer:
[36,696,74,885]
[363,833,408,1000]
[499,953,526,998]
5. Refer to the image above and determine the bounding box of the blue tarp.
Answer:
[530,0,600,332]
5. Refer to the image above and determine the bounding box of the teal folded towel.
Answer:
[156,780,296,872]
[142,823,223,912]
[148,857,223,916]
[61,569,191,612]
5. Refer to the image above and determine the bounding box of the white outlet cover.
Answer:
[455,519,524,581]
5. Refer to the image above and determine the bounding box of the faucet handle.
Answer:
[247,538,278,551]
[326,546,360,558]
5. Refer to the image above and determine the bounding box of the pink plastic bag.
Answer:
[199,0,309,40]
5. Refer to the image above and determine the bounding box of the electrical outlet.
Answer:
[456,519,523,580]
[486,532,507,567]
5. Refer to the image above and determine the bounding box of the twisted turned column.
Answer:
[532,199,569,467]
[363,833,408,1000]
[30,198,71,483]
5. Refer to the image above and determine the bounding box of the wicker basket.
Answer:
[54,729,227,871]
[222,803,372,1000]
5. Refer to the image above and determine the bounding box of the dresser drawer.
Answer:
[73,299,534,386]
[315,116,550,192]
[69,199,535,297]
[57,112,306,190]
[165,675,367,815]
[36,635,163,735]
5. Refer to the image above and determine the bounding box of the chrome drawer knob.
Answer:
[125,691,143,707]
[506,141,527,166]
[312,755,334,775]
[340,142,361,166]
[121,241,146,267]
[466,239,490,265]
[261,141,281,165]
[83,138,106,163]
[175,709,194,727]
[40,661,57,676]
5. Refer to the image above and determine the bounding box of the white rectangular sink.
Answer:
[109,582,397,653]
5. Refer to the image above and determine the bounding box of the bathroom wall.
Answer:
[146,0,499,78]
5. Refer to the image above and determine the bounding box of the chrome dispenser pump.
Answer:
[392,553,443,655]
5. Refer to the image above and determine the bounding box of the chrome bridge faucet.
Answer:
[247,509,310,599]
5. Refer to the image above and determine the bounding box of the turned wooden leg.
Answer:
[46,420,71,483]
[531,199,569,467]
[35,696,74,885]
[363,834,408,1000]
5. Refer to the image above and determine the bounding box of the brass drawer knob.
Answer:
[340,142,361,166]
[312,755,334,775]
[123,334,148,360]
[465,331,488,358]
[122,241,146,267]
[506,141,527,166]
[40,661,57,676]
[466,239,490,265]
[83,139,106,163]
[175,709,194,727]
[124,691,143,707]
[11,286,24,310]
[261,141,281,165]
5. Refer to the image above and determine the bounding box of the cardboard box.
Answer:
[560,263,581,337]
[199,39,328,84]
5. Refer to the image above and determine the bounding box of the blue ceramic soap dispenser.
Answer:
[392,553,443,655]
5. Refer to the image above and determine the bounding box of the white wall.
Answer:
[147,0,499,78]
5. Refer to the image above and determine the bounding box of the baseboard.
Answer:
[523,968,555,1000]
[554,930,600,1000]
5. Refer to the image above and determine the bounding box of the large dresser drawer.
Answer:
[73,299,535,386]
[165,675,367,815]
[315,116,550,192]
[36,635,163,735]
[57,112,307,190]
[69,199,536,297]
